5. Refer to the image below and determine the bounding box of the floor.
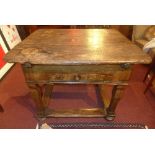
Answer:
[0,64,155,129]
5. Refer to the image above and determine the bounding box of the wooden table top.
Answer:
[4,29,151,65]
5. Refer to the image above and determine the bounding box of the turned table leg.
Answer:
[28,83,53,118]
[105,85,125,121]
[98,85,110,109]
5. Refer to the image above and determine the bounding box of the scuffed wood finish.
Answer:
[4,29,152,120]
[4,29,151,65]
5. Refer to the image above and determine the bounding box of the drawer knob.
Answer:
[74,74,81,81]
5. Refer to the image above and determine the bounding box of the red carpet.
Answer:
[0,64,155,128]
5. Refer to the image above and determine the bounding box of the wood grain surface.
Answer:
[22,64,132,84]
[4,29,151,65]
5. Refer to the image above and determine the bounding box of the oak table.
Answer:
[4,29,151,121]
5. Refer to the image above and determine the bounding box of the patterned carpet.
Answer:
[39,122,147,129]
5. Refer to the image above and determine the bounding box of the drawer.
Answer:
[23,71,131,84]
[34,72,113,82]
[22,64,132,84]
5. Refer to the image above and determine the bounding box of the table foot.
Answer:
[105,114,115,121]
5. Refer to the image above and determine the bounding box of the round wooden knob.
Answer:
[75,74,81,81]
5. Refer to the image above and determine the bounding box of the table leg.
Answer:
[98,85,110,109]
[105,85,125,121]
[28,83,53,118]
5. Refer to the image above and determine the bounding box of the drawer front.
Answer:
[27,72,113,82]
[22,64,132,84]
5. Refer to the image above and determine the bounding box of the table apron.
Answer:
[22,64,132,85]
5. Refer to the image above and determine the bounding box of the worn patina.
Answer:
[4,29,151,120]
